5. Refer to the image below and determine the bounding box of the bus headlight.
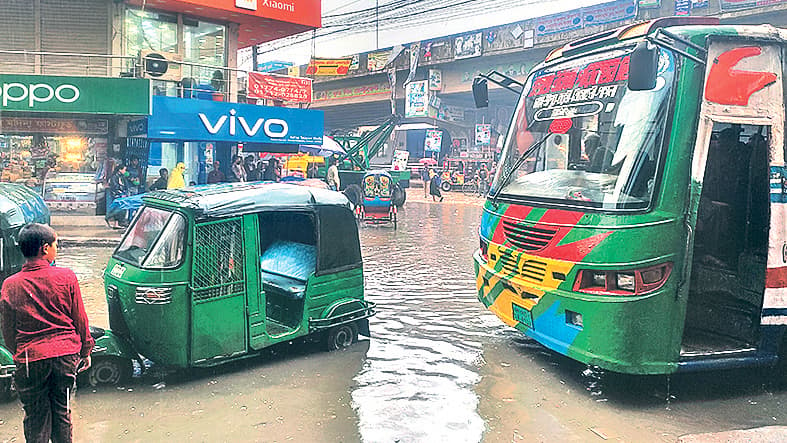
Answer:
[573,263,672,296]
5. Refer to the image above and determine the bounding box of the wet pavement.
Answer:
[2,197,786,442]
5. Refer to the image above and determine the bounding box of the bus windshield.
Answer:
[491,47,676,210]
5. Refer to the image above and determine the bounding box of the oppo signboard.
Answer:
[0,74,151,115]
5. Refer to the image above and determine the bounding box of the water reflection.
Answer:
[354,201,492,442]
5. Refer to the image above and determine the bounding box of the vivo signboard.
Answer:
[146,96,323,144]
[0,74,151,115]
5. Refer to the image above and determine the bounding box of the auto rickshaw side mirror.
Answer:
[472,77,489,108]
[628,41,658,91]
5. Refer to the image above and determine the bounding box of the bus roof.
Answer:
[143,182,350,218]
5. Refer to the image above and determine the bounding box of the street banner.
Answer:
[424,129,443,153]
[247,72,312,103]
[583,0,638,27]
[0,74,150,114]
[305,58,352,75]
[405,42,421,84]
[536,9,583,36]
[429,69,442,91]
[388,69,397,115]
[392,150,409,170]
[405,80,428,118]
[721,0,783,10]
[638,0,661,8]
[475,124,492,146]
[258,61,293,72]
[368,51,389,71]
[675,0,691,14]
[454,32,483,59]
[691,0,709,8]
[314,83,390,101]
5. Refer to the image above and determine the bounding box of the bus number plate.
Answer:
[512,303,533,329]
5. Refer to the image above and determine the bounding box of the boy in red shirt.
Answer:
[0,223,93,443]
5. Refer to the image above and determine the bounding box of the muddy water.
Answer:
[1,200,785,442]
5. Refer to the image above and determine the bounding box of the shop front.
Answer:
[0,74,151,213]
[131,96,323,185]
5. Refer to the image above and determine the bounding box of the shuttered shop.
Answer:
[0,0,110,76]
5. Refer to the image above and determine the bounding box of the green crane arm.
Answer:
[334,114,401,170]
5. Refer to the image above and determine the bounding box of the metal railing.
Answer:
[0,50,258,104]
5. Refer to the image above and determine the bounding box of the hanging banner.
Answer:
[388,69,397,115]
[405,42,421,84]
[638,0,661,8]
[454,32,483,59]
[405,80,428,118]
[675,0,691,15]
[691,0,709,8]
[247,72,312,103]
[305,58,352,76]
[720,0,783,10]
[536,10,583,36]
[583,0,638,27]
[428,69,442,91]
[368,52,389,71]
[475,124,491,146]
[424,129,443,153]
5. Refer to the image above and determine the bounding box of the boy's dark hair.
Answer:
[18,223,56,258]
[159,168,168,176]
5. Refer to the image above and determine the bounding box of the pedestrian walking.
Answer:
[149,167,168,190]
[429,168,444,202]
[0,223,94,443]
[325,157,340,191]
[420,166,430,198]
[167,162,186,189]
[477,164,490,196]
[105,164,130,229]
[207,161,225,184]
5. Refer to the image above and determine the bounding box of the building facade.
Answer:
[0,0,319,212]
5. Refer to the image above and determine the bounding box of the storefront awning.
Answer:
[126,0,321,47]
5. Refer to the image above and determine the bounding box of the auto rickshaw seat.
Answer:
[260,240,316,300]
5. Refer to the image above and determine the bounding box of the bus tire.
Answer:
[325,323,358,351]
[440,181,451,192]
[344,184,362,207]
[85,357,132,387]
[392,184,406,207]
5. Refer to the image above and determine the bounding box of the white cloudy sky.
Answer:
[244,0,609,69]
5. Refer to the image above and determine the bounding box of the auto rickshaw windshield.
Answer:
[114,206,187,269]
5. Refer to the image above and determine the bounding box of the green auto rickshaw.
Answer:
[0,183,51,400]
[88,182,374,385]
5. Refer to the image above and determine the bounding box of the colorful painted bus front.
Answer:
[474,17,787,375]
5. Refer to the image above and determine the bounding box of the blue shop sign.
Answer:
[146,96,323,144]
[127,118,147,136]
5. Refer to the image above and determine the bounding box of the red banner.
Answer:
[247,72,312,103]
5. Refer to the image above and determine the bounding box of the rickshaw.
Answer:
[85,182,375,386]
[355,170,397,229]
[0,183,51,400]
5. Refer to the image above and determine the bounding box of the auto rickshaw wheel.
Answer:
[440,181,451,192]
[0,378,13,402]
[86,357,132,387]
[392,184,406,207]
[325,322,358,351]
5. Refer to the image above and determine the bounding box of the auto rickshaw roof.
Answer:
[0,183,50,230]
[143,181,350,218]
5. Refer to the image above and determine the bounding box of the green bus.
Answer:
[474,17,787,374]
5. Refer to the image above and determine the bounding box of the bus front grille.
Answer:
[498,250,547,283]
[502,221,558,251]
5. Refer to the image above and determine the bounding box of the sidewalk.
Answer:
[50,215,124,247]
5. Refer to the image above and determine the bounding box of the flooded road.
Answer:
[1,199,786,441]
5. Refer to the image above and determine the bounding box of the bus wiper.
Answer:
[491,133,552,206]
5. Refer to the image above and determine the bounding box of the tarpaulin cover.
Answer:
[0,183,50,230]
[144,182,348,219]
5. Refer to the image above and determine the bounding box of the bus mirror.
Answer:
[472,78,489,108]
[628,41,658,91]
